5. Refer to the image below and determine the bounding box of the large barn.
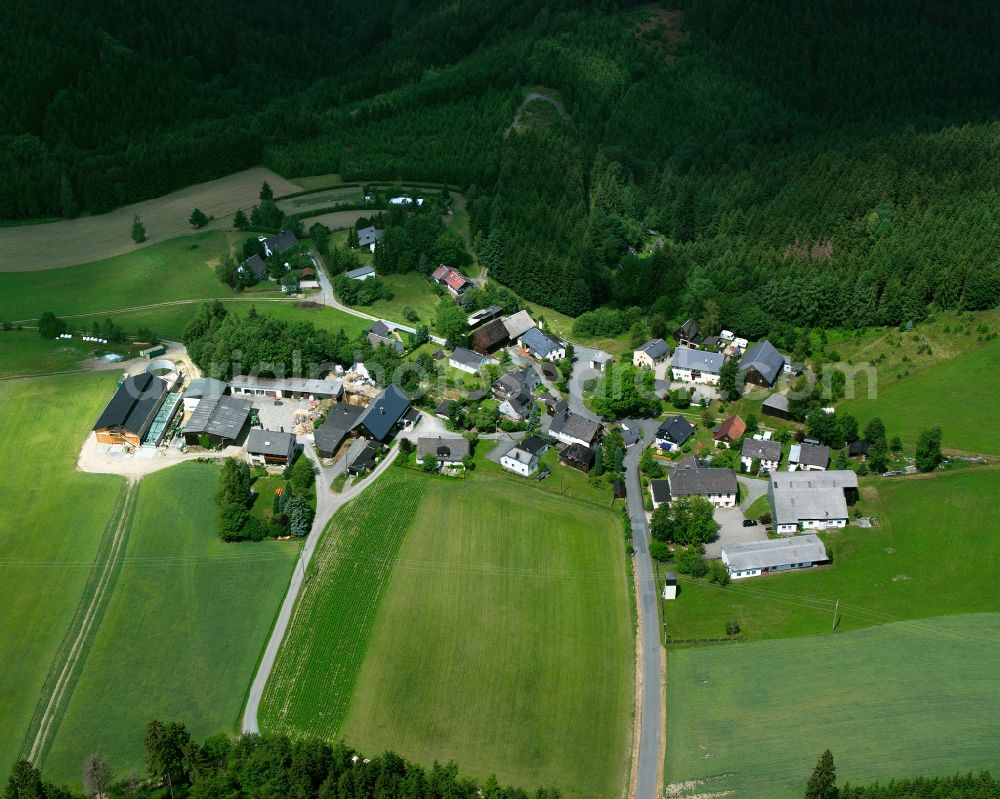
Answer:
[92,373,169,447]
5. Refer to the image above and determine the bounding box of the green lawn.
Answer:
[0,373,124,776]
[664,469,1000,641]
[44,462,298,784]
[840,336,1000,455]
[347,272,440,328]
[262,469,633,799]
[0,232,241,323]
[666,613,1000,799]
[0,330,141,376]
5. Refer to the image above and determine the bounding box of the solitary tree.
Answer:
[189,208,209,228]
[38,310,67,339]
[915,426,943,472]
[233,208,249,231]
[131,213,146,243]
[804,749,838,799]
[259,181,273,201]
[718,358,742,401]
[83,754,113,798]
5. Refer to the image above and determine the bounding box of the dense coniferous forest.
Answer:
[5,0,1000,329]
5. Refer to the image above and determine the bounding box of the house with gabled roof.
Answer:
[723,535,829,579]
[739,340,786,388]
[500,435,549,477]
[633,338,670,370]
[713,414,746,448]
[741,437,782,472]
[470,318,509,354]
[788,442,830,471]
[762,392,792,421]
[655,415,695,452]
[449,347,497,374]
[356,226,384,252]
[345,265,376,281]
[671,346,725,385]
[674,319,702,347]
[501,310,535,341]
[548,401,601,447]
[237,254,267,281]
[183,395,254,447]
[668,465,738,508]
[519,327,565,361]
[432,264,472,297]
[260,231,299,258]
[417,436,470,467]
[768,470,858,533]
[355,384,412,442]
[93,373,170,448]
[314,403,365,458]
[247,429,296,467]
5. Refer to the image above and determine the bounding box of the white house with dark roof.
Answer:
[722,534,829,579]
[449,347,497,375]
[741,437,782,472]
[788,442,830,471]
[655,415,695,452]
[246,429,296,467]
[671,346,725,385]
[259,231,299,258]
[417,436,470,467]
[519,327,565,360]
[500,436,549,477]
[668,466,738,508]
[633,338,670,370]
[345,265,376,281]
[356,226,384,252]
[548,401,601,448]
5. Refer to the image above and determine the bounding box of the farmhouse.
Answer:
[182,377,228,413]
[633,338,670,370]
[93,373,170,447]
[493,365,541,420]
[739,340,786,388]
[417,436,470,467]
[449,347,497,374]
[431,264,472,297]
[762,392,792,421]
[260,230,299,258]
[655,415,695,452]
[356,226,384,252]
[768,470,859,534]
[499,435,549,477]
[467,305,503,328]
[667,466,738,508]
[671,346,725,385]
[713,414,746,448]
[590,351,613,371]
[469,318,509,354]
[314,402,364,457]
[722,534,829,579]
[237,254,267,281]
[346,439,380,475]
[182,395,254,447]
[788,442,830,471]
[247,429,296,467]
[548,401,601,447]
[345,265,376,281]
[501,309,535,341]
[355,384,413,442]
[560,442,596,473]
[229,375,343,401]
[519,327,565,360]
[674,318,702,347]
[741,437,782,472]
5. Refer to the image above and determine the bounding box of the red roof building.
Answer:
[713,414,747,448]
[432,264,472,296]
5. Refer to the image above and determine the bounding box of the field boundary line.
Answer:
[10,296,299,325]
[20,479,140,765]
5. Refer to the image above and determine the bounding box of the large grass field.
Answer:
[666,613,1000,799]
[346,272,441,328]
[0,373,124,776]
[840,336,1000,455]
[43,462,298,784]
[0,331,140,376]
[663,468,1000,641]
[262,469,634,799]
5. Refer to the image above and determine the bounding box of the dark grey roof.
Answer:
[238,254,267,280]
[356,384,410,441]
[848,440,869,457]
[741,438,782,462]
[549,405,601,444]
[793,442,830,468]
[502,388,535,418]
[520,435,550,456]
[620,425,640,446]
[314,403,364,454]
[450,347,493,370]
[467,389,487,402]
[184,395,254,440]
[368,331,404,354]
[669,467,738,497]
[560,443,596,467]
[262,230,299,256]
[637,338,669,359]
[470,318,509,350]
[183,378,228,400]
[739,340,786,385]
[345,265,376,279]
[356,226,384,247]
[468,305,503,326]
[93,373,168,436]
[368,320,393,337]
[349,442,379,471]
[417,436,471,461]
[520,327,562,357]
[656,415,695,445]
[650,480,672,504]
[674,318,701,341]
[762,393,789,413]
[672,346,725,374]
[247,428,295,456]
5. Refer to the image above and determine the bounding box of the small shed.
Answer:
[663,571,677,600]
[613,478,627,499]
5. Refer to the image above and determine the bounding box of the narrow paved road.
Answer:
[737,474,769,511]
[624,419,664,799]
[242,437,403,733]
[311,252,447,345]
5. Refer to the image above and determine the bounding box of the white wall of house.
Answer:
[448,358,481,374]
[671,367,721,385]
[724,560,817,579]
[550,429,591,448]
[351,271,375,281]
[541,346,567,361]
[500,452,537,476]
[675,492,736,509]
[741,456,780,472]
[650,485,666,509]
[656,437,682,452]
[633,351,662,369]
[800,517,847,530]
[788,462,827,472]
[776,522,799,534]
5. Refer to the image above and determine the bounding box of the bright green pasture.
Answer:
[840,336,1000,455]
[0,232,237,323]
[663,469,1000,640]
[44,462,297,784]
[341,476,633,799]
[666,614,1000,799]
[0,373,124,775]
[345,271,440,327]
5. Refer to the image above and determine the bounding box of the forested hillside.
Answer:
[4,0,1000,330]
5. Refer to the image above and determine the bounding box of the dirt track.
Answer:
[0,167,299,272]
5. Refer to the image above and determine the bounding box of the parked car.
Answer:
[742,519,758,527]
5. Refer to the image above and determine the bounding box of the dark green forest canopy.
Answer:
[4,0,1000,327]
